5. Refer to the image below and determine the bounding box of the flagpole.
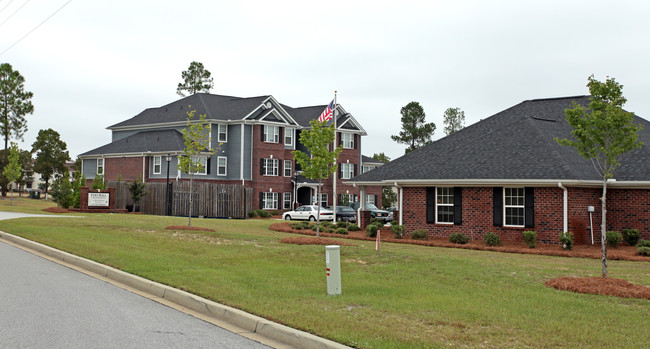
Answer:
[332,90,338,224]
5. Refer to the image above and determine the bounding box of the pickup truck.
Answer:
[349,202,391,223]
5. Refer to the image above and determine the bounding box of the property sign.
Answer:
[88,192,109,207]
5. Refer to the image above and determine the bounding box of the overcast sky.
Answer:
[1,0,649,161]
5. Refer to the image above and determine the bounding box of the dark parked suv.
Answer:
[349,202,391,223]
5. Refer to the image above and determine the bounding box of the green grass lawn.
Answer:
[1,197,648,348]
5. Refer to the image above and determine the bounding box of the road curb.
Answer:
[0,231,351,349]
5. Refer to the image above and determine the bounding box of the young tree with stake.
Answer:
[556,75,643,278]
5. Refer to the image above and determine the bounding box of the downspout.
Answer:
[142,153,146,182]
[240,122,245,186]
[558,182,568,233]
[396,182,403,226]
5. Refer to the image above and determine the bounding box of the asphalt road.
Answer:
[0,239,270,349]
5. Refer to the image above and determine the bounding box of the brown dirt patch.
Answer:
[165,225,216,232]
[280,237,355,246]
[43,207,71,213]
[546,277,650,300]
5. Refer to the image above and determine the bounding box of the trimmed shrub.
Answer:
[370,218,385,226]
[484,232,501,246]
[366,224,381,238]
[559,231,573,250]
[347,224,361,231]
[637,239,650,247]
[321,227,334,234]
[522,230,537,248]
[606,231,622,248]
[638,246,650,256]
[248,210,258,218]
[259,210,272,218]
[449,233,469,244]
[391,224,405,239]
[622,229,641,246]
[335,228,348,235]
[320,221,334,228]
[336,221,349,229]
[410,229,428,240]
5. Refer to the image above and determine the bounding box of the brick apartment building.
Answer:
[79,93,382,213]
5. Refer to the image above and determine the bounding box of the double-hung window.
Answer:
[366,194,375,205]
[436,187,454,224]
[217,156,227,176]
[283,160,292,177]
[341,163,354,179]
[504,188,525,227]
[342,132,354,149]
[263,158,279,176]
[186,155,208,175]
[217,124,227,142]
[284,128,294,146]
[283,192,291,209]
[97,158,104,175]
[264,125,279,143]
[153,156,161,174]
[263,192,278,210]
[318,193,328,207]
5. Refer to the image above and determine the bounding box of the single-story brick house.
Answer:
[348,96,650,243]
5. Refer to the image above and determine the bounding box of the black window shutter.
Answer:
[259,192,264,209]
[206,157,211,175]
[525,187,535,228]
[338,163,342,179]
[338,133,342,147]
[279,127,284,143]
[275,193,280,210]
[493,187,503,226]
[354,164,357,177]
[453,187,463,225]
[426,187,435,224]
[354,134,358,149]
[260,158,265,175]
[261,125,265,142]
[374,195,378,205]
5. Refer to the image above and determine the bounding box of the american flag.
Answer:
[317,99,334,122]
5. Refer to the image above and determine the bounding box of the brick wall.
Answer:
[400,186,650,244]
[104,157,143,182]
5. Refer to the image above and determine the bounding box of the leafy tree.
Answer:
[178,107,215,226]
[71,170,86,209]
[555,75,643,278]
[372,152,397,209]
[91,174,106,191]
[31,128,70,200]
[176,61,214,97]
[292,119,342,237]
[0,63,34,150]
[128,176,147,213]
[3,142,21,205]
[443,107,466,135]
[391,101,435,154]
[50,171,74,209]
[16,148,33,196]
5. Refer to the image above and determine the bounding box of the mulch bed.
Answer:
[280,237,355,246]
[165,225,216,232]
[270,222,650,300]
[546,277,650,300]
[43,207,71,213]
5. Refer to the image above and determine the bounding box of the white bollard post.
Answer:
[325,245,341,295]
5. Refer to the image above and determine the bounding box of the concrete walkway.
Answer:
[0,213,350,349]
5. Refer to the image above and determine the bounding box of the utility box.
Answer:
[325,245,341,295]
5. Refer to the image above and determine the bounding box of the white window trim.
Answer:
[366,194,375,205]
[264,158,279,176]
[283,160,292,177]
[284,128,294,146]
[283,192,291,210]
[435,187,454,225]
[217,156,227,176]
[504,187,525,227]
[263,192,278,210]
[341,163,354,180]
[97,158,104,175]
[153,156,161,175]
[319,193,328,207]
[342,132,354,149]
[264,125,279,143]
[192,155,208,175]
[218,124,228,143]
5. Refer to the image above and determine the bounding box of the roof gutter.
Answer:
[346,178,650,189]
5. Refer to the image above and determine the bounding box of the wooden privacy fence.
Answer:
[108,181,253,219]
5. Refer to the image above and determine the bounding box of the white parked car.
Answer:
[283,205,334,221]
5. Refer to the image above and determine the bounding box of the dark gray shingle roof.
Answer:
[79,129,185,156]
[350,96,650,183]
